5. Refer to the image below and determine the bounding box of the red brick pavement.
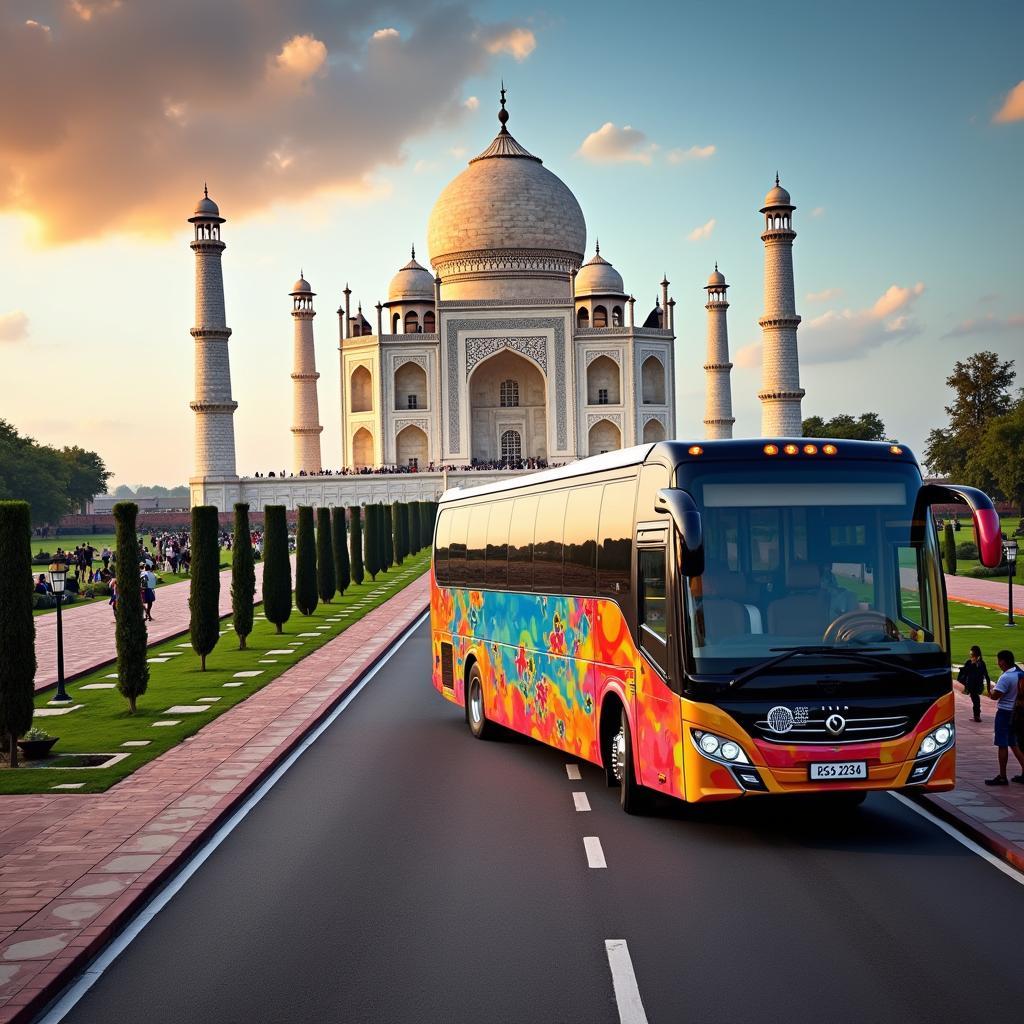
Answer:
[33,563,268,694]
[942,572,1021,613]
[919,684,1024,872]
[0,574,429,1022]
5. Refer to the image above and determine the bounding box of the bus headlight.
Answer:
[692,729,750,765]
[917,722,955,758]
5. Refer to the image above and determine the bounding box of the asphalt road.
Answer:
[54,621,1024,1024]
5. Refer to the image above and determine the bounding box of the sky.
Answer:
[0,0,1021,489]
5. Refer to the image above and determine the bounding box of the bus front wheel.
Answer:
[466,663,494,740]
[611,711,646,815]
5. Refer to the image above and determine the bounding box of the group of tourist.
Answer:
[250,457,558,478]
[958,646,1024,786]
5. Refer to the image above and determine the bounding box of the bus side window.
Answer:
[434,508,452,585]
[598,480,635,598]
[635,462,669,523]
[485,500,512,589]
[533,491,568,594]
[508,495,539,592]
[466,505,489,584]
[638,546,669,676]
[449,507,470,588]
[563,486,600,595]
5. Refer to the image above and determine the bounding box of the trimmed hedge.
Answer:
[263,505,293,633]
[295,506,318,616]
[0,501,36,767]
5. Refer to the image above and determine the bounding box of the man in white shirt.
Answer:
[985,649,1024,786]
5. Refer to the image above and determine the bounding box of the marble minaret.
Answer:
[703,264,735,439]
[757,175,804,436]
[188,186,238,479]
[289,273,323,474]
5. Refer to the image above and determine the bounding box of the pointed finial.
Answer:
[715,261,718,272]
[595,238,600,255]
[498,82,509,131]
[411,243,416,260]
[203,182,208,198]
[300,267,304,279]
[775,171,780,186]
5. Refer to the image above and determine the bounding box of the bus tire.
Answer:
[613,709,646,815]
[465,662,494,740]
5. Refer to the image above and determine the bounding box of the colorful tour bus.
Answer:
[429,439,1002,811]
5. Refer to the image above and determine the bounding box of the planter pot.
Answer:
[17,737,59,760]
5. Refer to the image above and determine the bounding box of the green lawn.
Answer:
[1,551,430,794]
[944,514,1020,580]
[32,533,117,557]
[947,597,1020,667]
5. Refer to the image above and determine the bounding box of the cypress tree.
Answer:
[263,505,292,633]
[190,505,221,670]
[391,501,403,566]
[295,506,318,615]
[398,501,409,560]
[0,501,36,767]
[365,504,381,581]
[231,503,255,650]
[383,503,394,570]
[349,506,365,585]
[113,501,149,712]
[944,521,957,576]
[316,507,336,603]
[407,501,419,554]
[376,503,387,574]
[419,501,432,551]
[332,506,350,595]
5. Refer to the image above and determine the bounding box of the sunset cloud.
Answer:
[802,282,926,363]
[687,218,716,241]
[0,310,29,343]
[464,96,479,111]
[666,144,715,163]
[993,80,1024,123]
[806,287,842,303]
[733,341,761,369]
[0,1,535,244]
[578,123,657,164]
[942,312,1024,338]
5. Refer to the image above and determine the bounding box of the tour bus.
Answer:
[429,439,1002,812]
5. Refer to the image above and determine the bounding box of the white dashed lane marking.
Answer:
[584,836,606,868]
[565,763,581,780]
[573,791,591,812]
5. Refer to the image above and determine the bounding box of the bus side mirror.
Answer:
[917,483,1002,568]
[655,489,705,577]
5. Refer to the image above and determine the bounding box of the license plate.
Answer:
[809,761,867,781]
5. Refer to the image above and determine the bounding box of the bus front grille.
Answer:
[752,714,910,745]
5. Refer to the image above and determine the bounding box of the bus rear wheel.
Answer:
[466,663,494,740]
[611,710,646,815]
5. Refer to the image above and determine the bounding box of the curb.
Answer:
[10,598,429,1024]
[913,793,1024,876]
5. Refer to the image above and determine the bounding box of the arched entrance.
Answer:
[588,418,621,456]
[587,355,620,405]
[352,427,373,468]
[641,356,665,405]
[350,366,372,413]
[396,425,428,469]
[468,350,547,463]
[394,361,427,411]
[643,418,666,442]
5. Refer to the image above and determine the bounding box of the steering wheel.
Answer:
[822,609,901,644]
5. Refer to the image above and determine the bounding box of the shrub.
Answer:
[0,501,36,767]
[964,564,1009,579]
[349,506,364,586]
[232,503,256,650]
[956,541,979,560]
[190,505,221,670]
[22,726,51,742]
[295,506,318,615]
[316,507,336,604]
[113,502,149,714]
[263,505,292,633]
[332,506,350,596]
[943,522,957,576]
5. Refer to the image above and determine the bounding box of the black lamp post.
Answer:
[1005,539,1018,628]
[48,560,71,704]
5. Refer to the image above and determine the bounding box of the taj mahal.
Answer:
[188,91,805,510]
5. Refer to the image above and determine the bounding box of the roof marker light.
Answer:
[783,443,799,456]
[803,444,818,455]
[763,444,779,456]
[688,445,704,456]
[889,445,904,455]
[822,444,838,456]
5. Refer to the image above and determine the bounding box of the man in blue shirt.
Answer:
[985,649,1024,786]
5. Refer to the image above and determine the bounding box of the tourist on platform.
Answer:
[986,650,1024,786]
[958,645,992,722]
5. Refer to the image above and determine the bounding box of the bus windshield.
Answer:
[680,463,945,676]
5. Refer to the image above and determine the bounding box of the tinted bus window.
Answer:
[466,505,489,584]
[507,495,538,591]
[485,500,512,589]
[563,486,601,595]
[636,462,669,523]
[598,479,635,598]
[533,490,568,593]
[434,508,452,585]
[448,507,470,587]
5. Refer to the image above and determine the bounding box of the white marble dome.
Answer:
[706,265,726,287]
[575,247,624,296]
[761,176,793,210]
[290,274,312,294]
[388,252,434,303]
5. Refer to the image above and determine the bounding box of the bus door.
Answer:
[635,525,682,795]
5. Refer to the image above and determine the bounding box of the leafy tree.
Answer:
[0,501,36,767]
[113,501,149,711]
[295,506,318,615]
[383,504,394,570]
[973,400,1024,514]
[943,521,957,576]
[365,504,381,581]
[391,501,404,566]
[263,505,292,633]
[802,412,887,441]
[189,505,221,670]
[332,506,350,595]
[0,420,70,525]
[349,506,364,585]
[316,507,336,603]
[231,503,255,650]
[925,351,1016,480]
[60,446,112,513]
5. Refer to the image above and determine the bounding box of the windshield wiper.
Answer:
[729,645,928,690]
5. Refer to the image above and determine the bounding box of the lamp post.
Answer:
[1005,539,1018,628]
[48,560,71,704]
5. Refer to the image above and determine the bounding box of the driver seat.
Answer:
[767,563,832,637]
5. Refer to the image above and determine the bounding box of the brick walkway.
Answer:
[0,574,429,1022]
[33,563,268,694]
[919,684,1024,872]
[943,572,1021,613]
